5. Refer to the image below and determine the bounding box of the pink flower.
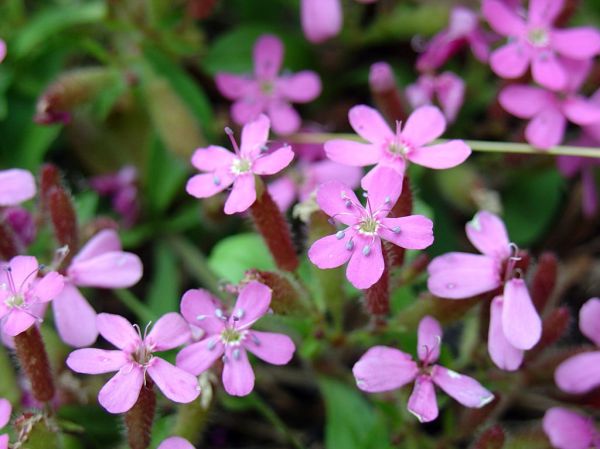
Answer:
[0,256,64,337]
[482,0,600,91]
[543,407,600,449]
[158,437,195,449]
[67,312,200,414]
[53,229,143,347]
[301,0,342,44]
[406,72,466,123]
[90,166,139,227]
[308,168,434,289]
[186,114,294,215]
[325,105,471,188]
[499,59,600,149]
[176,281,295,397]
[416,6,490,72]
[427,211,542,370]
[0,398,11,449]
[215,35,321,135]
[0,169,36,206]
[353,316,494,423]
[2,207,36,248]
[555,298,600,394]
[0,40,5,64]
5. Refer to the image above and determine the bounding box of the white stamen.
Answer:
[336,230,345,240]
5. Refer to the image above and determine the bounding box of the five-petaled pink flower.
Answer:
[482,0,600,91]
[543,407,600,449]
[186,114,294,215]
[427,211,542,370]
[325,105,471,188]
[308,167,434,289]
[53,229,143,347]
[353,316,494,423]
[176,281,295,397]
[0,398,11,449]
[406,72,466,123]
[158,437,195,449]
[0,256,64,337]
[0,169,36,207]
[554,298,600,395]
[67,312,200,414]
[215,35,321,135]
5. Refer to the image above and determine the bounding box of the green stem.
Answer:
[114,289,156,323]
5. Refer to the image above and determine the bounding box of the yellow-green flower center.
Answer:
[231,158,252,175]
[528,28,549,47]
[221,327,244,345]
[359,217,379,235]
[5,294,24,308]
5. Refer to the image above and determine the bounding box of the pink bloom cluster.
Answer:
[353,316,494,422]
[0,398,11,449]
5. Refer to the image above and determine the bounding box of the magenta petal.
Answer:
[301,0,342,43]
[253,145,294,175]
[465,211,511,260]
[267,101,301,135]
[268,176,296,211]
[489,43,530,79]
[531,52,567,91]
[348,105,393,144]
[408,140,471,170]
[346,237,384,289]
[362,166,403,212]
[0,398,10,428]
[309,161,363,193]
[543,407,595,449]
[147,357,200,404]
[436,72,465,123]
[224,175,256,215]
[417,316,442,363]
[488,296,524,371]
[253,35,283,80]
[0,169,36,206]
[215,73,253,100]
[278,72,321,103]
[66,348,127,374]
[53,284,98,347]
[96,313,141,351]
[158,436,196,449]
[525,108,566,149]
[562,97,600,126]
[0,40,5,64]
[31,272,64,303]
[482,0,525,36]
[352,346,418,392]
[379,215,434,250]
[308,233,354,269]
[68,251,143,288]
[176,338,225,375]
[240,114,270,155]
[222,347,255,396]
[324,140,381,167]
[231,99,264,126]
[180,289,225,335]
[407,375,438,423]
[579,298,600,346]
[191,146,234,171]
[146,313,191,351]
[74,229,121,263]
[2,309,36,337]
[402,106,446,147]
[0,434,7,449]
[555,351,600,394]
[98,365,144,414]
[186,171,234,199]
[432,365,494,408]
[232,281,271,328]
[243,330,295,365]
[8,256,38,292]
[502,279,542,350]
[499,85,550,118]
[529,0,564,24]
[552,28,600,60]
[315,180,361,225]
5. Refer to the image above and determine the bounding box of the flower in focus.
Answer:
[482,0,600,90]
[0,169,36,207]
[215,35,321,135]
[308,168,434,289]
[186,114,294,214]
[158,436,195,449]
[0,256,64,337]
[90,166,139,227]
[176,281,296,397]
[543,407,600,449]
[325,105,471,188]
[67,312,200,414]
[0,398,11,449]
[406,72,465,123]
[53,229,143,347]
[353,316,494,422]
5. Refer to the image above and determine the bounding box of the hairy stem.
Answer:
[124,379,156,449]
[13,326,55,403]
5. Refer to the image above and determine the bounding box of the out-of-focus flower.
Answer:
[353,316,494,423]
[53,229,143,347]
[482,0,600,91]
[308,168,433,289]
[406,72,465,123]
[158,436,195,449]
[186,114,294,214]
[0,169,36,207]
[90,166,139,227]
[2,207,36,248]
[325,105,471,188]
[0,398,11,449]
[215,35,321,135]
[543,407,600,449]
[67,313,200,414]
[176,281,295,397]
[0,40,6,64]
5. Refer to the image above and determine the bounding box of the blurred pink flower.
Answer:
[90,166,139,227]
[215,35,321,135]
[53,229,143,347]
[483,0,600,91]
[353,316,494,422]
[0,40,5,64]
[2,207,36,248]
[0,169,36,207]
[0,398,11,449]
[158,437,195,449]
[543,407,600,449]
[67,312,200,414]
[406,72,465,123]
[0,256,64,337]
[186,114,294,214]
[176,281,295,397]
[308,168,433,289]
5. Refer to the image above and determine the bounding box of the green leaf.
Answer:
[15,123,61,171]
[73,191,99,225]
[147,242,180,316]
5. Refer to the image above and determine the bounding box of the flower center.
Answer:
[527,27,549,47]
[260,81,274,96]
[231,158,252,175]
[221,327,246,345]
[387,141,409,158]
[358,216,379,235]
[132,344,153,366]
[5,293,25,309]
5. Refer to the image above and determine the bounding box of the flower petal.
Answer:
[52,284,98,347]
[579,298,600,346]
[552,27,600,60]
[489,43,530,79]
[436,72,465,123]
[73,229,122,264]
[348,105,393,144]
[253,35,283,80]
[315,180,362,225]
[525,108,566,150]
[180,289,225,335]
[361,166,404,212]
[529,0,565,25]
[147,358,200,403]
[465,211,511,260]
[96,313,141,352]
[2,309,36,337]
[0,398,11,428]
[308,233,354,269]
[407,140,471,170]
[98,365,144,414]
[7,256,39,293]
[267,101,301,135]
[432,365,494,408]
[499,85,550,118]
[268,176,297,211]
[29,271,63,303]
[324,140,381,167]
[176,338,224,375]
[277,72,321,103]
[0,434,7,449]
[66,348,127,374]
[231,98,264,126]
[543,407,595,449]
[232,281,271,328]
[488,296,524,371]
[408,376,438,423]
[379,215,434,250]
[0,169,36,206]
[252,145,294,175]
[352,346,418,392]
[502,279,542,350]
[482,0,525,36]
[224,175,256,215]
[146,313,191,352]
[562,97,600,126]
[555,351,600,394]
[402,105,446,147]
[346,237,384,289]
[222,347,255,396]
[186,171,234,199]
[241,114,270,155]
[531,52,567,91]
[190,146,234,172]
[417,316,443,363]
[300,0,342,43]
[158,436,196,449]
[68,251,143,288]
[243,330,295,365]
[215,73,253,100]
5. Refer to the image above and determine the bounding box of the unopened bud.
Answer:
[369,62,407,123]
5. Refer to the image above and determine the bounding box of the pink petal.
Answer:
[0,434,7,449]
[180,289,226,335]
[308,233,354,270]
[147,357,200,403]
[529,0,565,25]
[324,140,381,167]
[30,271,63,303]
[406,81,433,110]
[407,375,438,423]
[379,215,434,250]
[240,114,270,156]
[146,313,191,352]
[222,347,255,396]
[499,85,551,118]
[417,316,442,363]
[531,52,567,91]
[562,58,593,93]
[552,27,600,60]
[579,298,600,346]
[555,351,600,394]
[489,43,530,79]
[525,108,566,149]
[277,72,321,103]
[66,348,128,374]
[52,283,98,347]
[502,279,542,350]
[252,145,294,175]
[315,180,361,225]
[301,0,342,43]
[427,253,502,299]
[432,365,494,408]
[73,229,122,264]
[0,398,11,428]
[176,338,225,375]
[186,171,234,199]
[243,330,295,365]
[308,161,363,194]
[352,346,418,392]
[223,175,256,215]
[482,0,525,36]
[0,40,5,64]
[268,176,297,211]
[231,98,265,126]
[96,313,141,352]
[562,97,600,126]
[232,281,271,328]
[8,255,39,293]
[407,140,471,170]
[543,407,595,449]
[488,296,524,371]
[215,73,253,100]
[253,35,283,80]
[436,72,465,123]
[361,166,403,211]
[267,101,301,135]
[348,105,393,144]
[2,309,36,337]
[465,211,511,260]
[191,146,234,172]
[68,251,143,288]
[346,237,384,289]
[158,437,196,449]
[402,106,446,148]
[98,365,144,414]
[0,169,36,206]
